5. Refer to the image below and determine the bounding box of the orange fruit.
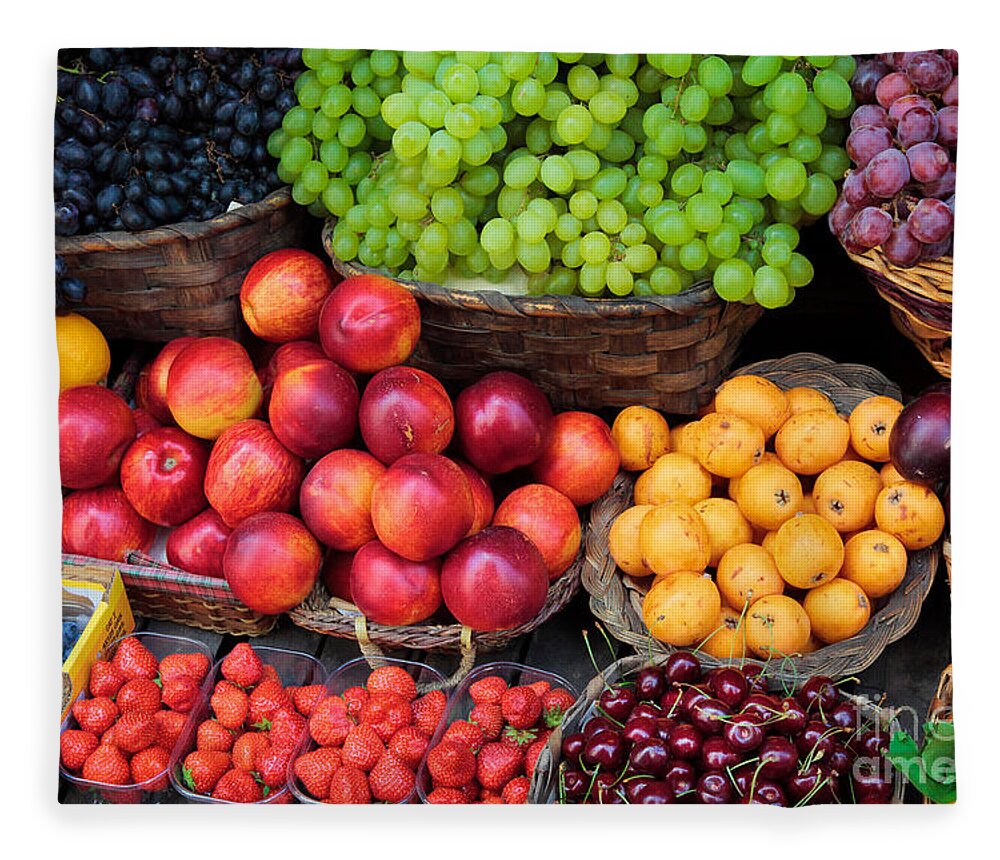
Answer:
[715,543,785,610]
[669,421,701,459]
[693,498,754,567]
[775,409,851,476]
[770,513,845,590]
[696,412,765,479]
[745,594,812,659]
[761,529,779,556]
[840,529,908,599]
[803,579,871,644]
[880,462,907,488]
[785,386,837,417]
[700,606,748,662]
[611,406,671,472]
[638,502,711,577]
[798,494,817,515]
[812,461,882,533]
[734,461,803,531]
[874,481,946,550]
[641,572,721,647]
[634,452,712,508]
[727,451,780,502]
[55,312,111,392]
[801,633,823,654]
[608,505,656,577]
[848,396,904,463]
[715,375,790,438]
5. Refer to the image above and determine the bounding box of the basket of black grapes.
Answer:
[53,48,310,343]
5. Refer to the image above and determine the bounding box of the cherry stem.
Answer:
[581,764,601,804]
[794,774,832,808]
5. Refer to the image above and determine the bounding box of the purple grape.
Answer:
[943,77,958,106]
[905,51,954,94]
[864,148,911,198]
[846,125,894,168]
[887,93,935,127]
[843,168,875,206]
[941,50,959,73]
[882,222,923,267]
[906,142,951,184]
[898,107,939,147]
[135,97,159,124]
[922,163,956,199]
[908,198,954,243]
[55,200,79,236]
[851,104,891,131]
[852,58,892,103]
[937,106,958,150]
[876,72,916,108]
[922,237,954,260]
[852,206,894,248]
[828,198,858,237]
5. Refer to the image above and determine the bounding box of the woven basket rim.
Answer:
[321,218,722,320]
[55,186,293,254]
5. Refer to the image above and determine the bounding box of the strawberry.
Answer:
[500,725,537,751]
[368,751,415,803]
[161,676,200,713]
[82,744,131,785]
[476,742,524,790]
[212,767,264,803]
[426,787,466,804]
[309,696,354,747]
[293,747,342,799]
[197,719,235,753]
[469,703,504,740]
[211,680,249,730]
[501,686,542,730]
[479,790,504,803]
[326,765,371,804]
[527,680,551,699]
[248,679,293,727]
[88,661,126,698]
[111,636,159,681]
[525,737,549,778]
[502,775,530,804]
[260,664,282,685]
[442,719,485,754]
[426,739,476,788]
[387,725,428,770]
[342,685,369,721]
[220,642,264,688]
[72,696,118,735]
[116,678,162,714]
[291,684,327,718]
[232,732,270,771]
[159,652,211,685]
[541,687,577,727]
[469,675,508,705]
[256,746,292,789]
[154,710,188,751]
[411,689,446,738]
[268,709,307,752]
[456,780,481,803]
[367,665,418,702]
[360,692,413,743]
[60,729,99,771]
[181,749,231,794]
[129,745,170,791]
[341,724,385,772]
[114,711,158,754]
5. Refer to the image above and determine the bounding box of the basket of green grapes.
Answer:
[274,51,856,414]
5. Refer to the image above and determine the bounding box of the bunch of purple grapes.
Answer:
[829,50,957,267]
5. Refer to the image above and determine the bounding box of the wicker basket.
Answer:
[529,652,907,804]
[582,353,940,687]
[61,553,277,637]
[847,248,952,378]
[56,188,309,343]
[322,221,762,415]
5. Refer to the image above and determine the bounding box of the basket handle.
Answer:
[353,615,477,693]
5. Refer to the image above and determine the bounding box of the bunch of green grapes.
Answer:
[269,51,856,307]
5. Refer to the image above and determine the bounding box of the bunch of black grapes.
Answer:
[54,48,303,237]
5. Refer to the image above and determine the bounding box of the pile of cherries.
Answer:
[556,651,895,805]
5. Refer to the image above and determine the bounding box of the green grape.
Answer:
[533,52,559,86]
[698,56,734,97]
[637,180,664,208]
[500,52,537,81]
[623,243,657,273]
[829,55,857,81]
[477,63,510,98]
[567,64,601,101]
[561,238,583,268]
[681,123,708,153]
[635,63,665,95]
[540,155,575,194]
[784,252,814,287]
[355,176,375,205]
[316,61,345,87]
[652,54,692,77]
[337,114,366,147]
[444,103,481,139]
[300,160,329,194]
[381,93,418,128]
[765,72,808,115]
[670,163,703,198]
[296,72,325,109]
[344,203,369,233]
[367,195,394,228]
[319,83,352,118]
[605,53,639,78]
[724,132,755,162]
[351,86,381,118]
[555,104,593,146]
[702,170,734,205]
[565,149,601,182]
[524,118,550,154]
[282,105,315,137]
[753,265,790,308]
[325,49,359,64]
[471,94,503,128]
[350,58,374,88]
[596,199,628,234]
[569,190,599,220]
[301,48,326,69]
[578,261,608,295]
[654,210,695,245]
[461,131,493,166]
[511,77,546,115]
[589,90,627,125]
[679,238,709,271]
[685,193,722,232]
[365,114,394,142]
[818,119,848,145]
[580,231,612,265]
[650,265,682,295]
[392,120,430,159]
[679,85,711,122]
[421,160,459,190]
[765,157,807,201]
[723,201,755,234]
[368,49,398,78]
[418,91,451,128]
[763,222,800,250]
[525,272,548,295]
[605,261,633,296]
[655,121,684,158]
[589,167,627,201]
[555,212,582,242]
[620,222,647,245]
[813,69,853,111]
[429,187,464,224]
[712,258,754,300]
[365,225,388,251]
[642,102,671,138]
[331,228,360,261]
[402,51,440,79]
[439,62,479,103]
[600,74,639,108]
[311,111,339,140]
[758,149,786,172]
[704,97,735,126]
[637,154,669,182]
[516,237,551,273]
[266,128,288,159]
[548,265,578,295]
[503,155,540,189]
[465,245,490,273]
[787,132,822,164]
[799,173,838,216]
[813,144,851,181]
[279,136,312,174]
[762,238,792,267]
[723,160,764,199]
[425,130,462,170]
[321,178,354,216]
[461,165,500,197]
[540,88,572,122]
[745,122,774,155]
[736,196,767,225]
[742,55,783,87]
[706,222,741,259]
[481,217,515,255]
[397,218,422,242]
[496,185,524,220]
[766,111,799,145]
[600,129,636,164]
[659,243,682,269]
[416,221,447,254]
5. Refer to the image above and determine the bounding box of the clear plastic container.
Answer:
[288,655,448,804]
[168,644,326,804]
[59,631,216,804]
[415,661,577,803]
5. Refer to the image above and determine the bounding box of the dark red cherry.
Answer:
[853,730,888,758]
[622,716,658,746]
[659,688,684,716]
[742,693,781,722]
[731,768,753,798]
[561,732,586,763]
[630,702,661,722]
[828,700,863,732]
[599,686,637,722]
[696,770,734,804]
[759,735,798,780]
[590,770,625,805]
[743,779,787,806]
[680,685,712,716]
[667,723,704,761]
[583,716,617,739]
[655,716,677,742]
[828,742,854,776]
[742,663,768,694]
[709,667,749,708]
[628,737,670,777]
[798,676,838,716]
[623,776,659,803]
[786,763,840,805]
[635,781,675,803]
[664,759,697,799]
[701,736,741,771]
[664,651,702,685]
[796,720,836,759]
[689,697,732,736]
[635,666,667,701]
[582,730,627,769]
[852,757,894,804]
[777,697,808,734]
[561,768,588,800]
[723,714,765,753]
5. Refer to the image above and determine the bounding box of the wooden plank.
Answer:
[235,616,325,660]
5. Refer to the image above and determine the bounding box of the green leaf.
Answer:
[921,721,957,787]
[888,730,957,804]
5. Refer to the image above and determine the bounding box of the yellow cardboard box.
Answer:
[61,562,135,723]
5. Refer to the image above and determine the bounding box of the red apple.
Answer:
[440,526,549,632]
[204,419,304,528]
[62,487,156,561]
[455,459,494,538]
[268,358,359,460]
[530,411,621,505]
[299,449,385,551]
[223,512,322,615]
[454,371,554,475]
[259,340,328,415]
[119,426,210,527]
[350,539,443,626]
[318,274,421,374]
[370,453,474,562]
[493,484,581,580]
[320,549,355,601]
[359,366,454,465]
[166,337,263,440]
[165,508,232,578]
[240,249,336,343]
[132,408,163,438]
[139,337,197,424]
[59,385,137,490]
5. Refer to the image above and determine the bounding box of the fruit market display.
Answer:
[274,51,860,306]
[607,374,947,657]
[54,48,303,235]
[829,50,957,265]
[553,651,896,804]
[55,255,86,310]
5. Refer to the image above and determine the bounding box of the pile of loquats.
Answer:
[607,374,946,660]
